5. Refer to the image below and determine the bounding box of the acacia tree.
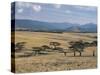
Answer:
[49,42,61,50]
[41,45,50,51]
[90,40,97,46]
[83,42,91,47]
[15,42,26,52]
[69,40,85,56]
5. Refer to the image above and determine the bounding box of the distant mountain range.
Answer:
[11,19,97,33]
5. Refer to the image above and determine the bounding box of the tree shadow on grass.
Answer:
[38,52,49,55]
[15,52,50,58]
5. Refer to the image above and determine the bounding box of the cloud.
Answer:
[16,2,24,7]
[25,3,31,8]
[65,10,72,14]
[16,2,31,8]
[54,4,61,9]
[17,8,23,13]
[74,6,96,11]
[32,5,42,12]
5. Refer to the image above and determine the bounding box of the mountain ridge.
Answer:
[11,19,97,33]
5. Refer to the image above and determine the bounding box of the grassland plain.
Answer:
[12,31,97,73]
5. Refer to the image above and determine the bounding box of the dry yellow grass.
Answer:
[12,31,97,73]
[14,54,97,73]
[15,31,96,49]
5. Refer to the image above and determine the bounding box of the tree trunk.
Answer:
[79,52,82,56]
[64,52,67,56]
[74,51,76,56]
[93,51,95,56]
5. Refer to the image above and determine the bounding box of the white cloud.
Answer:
[25,3,31,8]
[16,2,32,8]
[74,6,96,11]
[65,10,72,14]
[16,2,24,7]
[17,8,23,13]
[32,5,42,12]
[54,4,61,9]
[84,7,96,11]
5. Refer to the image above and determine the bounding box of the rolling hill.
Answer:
[11,19,97,33]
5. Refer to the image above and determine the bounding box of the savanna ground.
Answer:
[12,31,97,73]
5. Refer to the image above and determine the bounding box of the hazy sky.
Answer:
[12,2,97,24]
